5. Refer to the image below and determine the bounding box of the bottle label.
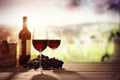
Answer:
[19,40,22,56]
[19,39,31,56]
[26,40,31,55]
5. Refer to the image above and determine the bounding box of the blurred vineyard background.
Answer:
[0,22,119,62]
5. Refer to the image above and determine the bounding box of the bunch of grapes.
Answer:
[22,55,64,70]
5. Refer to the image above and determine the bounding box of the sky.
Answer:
[0,0,119,29]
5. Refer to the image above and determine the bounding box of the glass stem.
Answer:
[39,51,43,75]
[52,49,55,58]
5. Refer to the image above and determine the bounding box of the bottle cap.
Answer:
[23,16,27,20]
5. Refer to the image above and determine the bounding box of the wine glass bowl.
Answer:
[32,29,48,52]
[48,29,61,55]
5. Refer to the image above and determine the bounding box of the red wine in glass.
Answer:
[32,40,48,51]
[48,40,61,50]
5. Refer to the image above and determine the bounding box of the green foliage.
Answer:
[103,26,119,42]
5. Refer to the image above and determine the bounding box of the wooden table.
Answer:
[0,62,120,80]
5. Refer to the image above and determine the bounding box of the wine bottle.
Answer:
[18,16,31,65]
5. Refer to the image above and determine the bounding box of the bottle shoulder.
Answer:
[19,29,31,39]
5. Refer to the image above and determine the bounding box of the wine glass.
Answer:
[32,28,48,74]
[48,29,61,57]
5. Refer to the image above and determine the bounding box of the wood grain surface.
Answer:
[0,62,120,80]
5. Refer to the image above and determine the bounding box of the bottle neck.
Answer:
[23,17,28,30]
